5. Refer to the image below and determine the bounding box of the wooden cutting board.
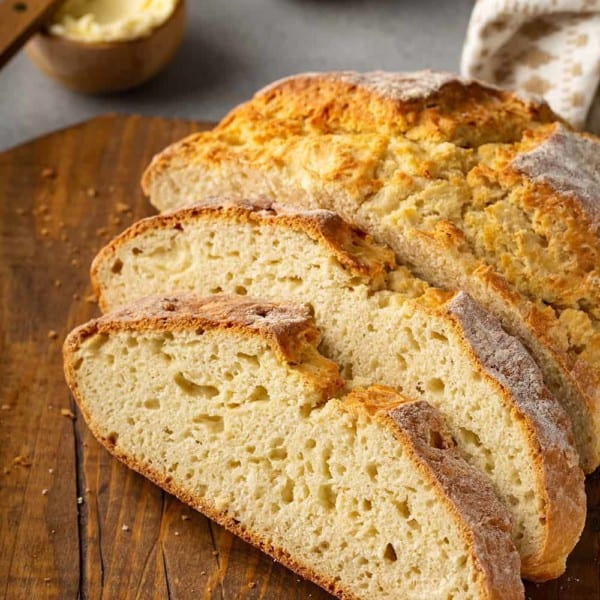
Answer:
[0,114,598,599]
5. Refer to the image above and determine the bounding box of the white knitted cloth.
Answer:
[461,0,600,133]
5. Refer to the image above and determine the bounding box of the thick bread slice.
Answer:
[63,294,524,600]
[90,198,585,581]
[141,70,600,474]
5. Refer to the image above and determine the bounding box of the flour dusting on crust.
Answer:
[512,124,600,229]
[447,292,576,455]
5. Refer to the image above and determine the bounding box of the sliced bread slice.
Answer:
[140,71,600,475]
[90,198,585,581]
[63,293,524,600]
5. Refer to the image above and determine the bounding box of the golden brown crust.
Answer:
[221,70,559,147]
[64,293,345,399]
[140,70,558,196]
[91,197,396,309]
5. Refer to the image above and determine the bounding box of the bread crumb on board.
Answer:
[42,488,48,495]
[13,455,32,467]
[41,167,56,179]
[87,187,98,198]
[48,330,59,340]
[1,404,11,410]
[85,294,97,304]
[60,408,76,419]
[248,581,257,589]
[121,524,129,531]
[115,201,131,214]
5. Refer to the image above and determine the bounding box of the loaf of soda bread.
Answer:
[63,294,524,600]
[141,71,600,474]
[90,198,585,580]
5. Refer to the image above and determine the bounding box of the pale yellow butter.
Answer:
[49,0,178,42]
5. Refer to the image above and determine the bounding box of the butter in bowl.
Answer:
[26,0,186,94]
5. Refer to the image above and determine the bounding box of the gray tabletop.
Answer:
[0,0,474,151]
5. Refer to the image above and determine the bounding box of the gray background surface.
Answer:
[0,0,474,151]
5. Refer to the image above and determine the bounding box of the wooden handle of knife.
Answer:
[0,0,64,69]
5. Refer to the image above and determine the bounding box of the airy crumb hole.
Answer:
[383,543,398,562]
[111,259,123,274]
[174,372,219,398]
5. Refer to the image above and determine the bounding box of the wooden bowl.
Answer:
[24,0,186,94]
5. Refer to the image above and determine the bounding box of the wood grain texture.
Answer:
[0,114,598,599]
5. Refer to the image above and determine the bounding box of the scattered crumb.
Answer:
[41,167,56,179]
[53,279,62,288]
[13,455,31,467]
[1,404,10,410]
[200,571,206,576]
[60,408,75,419]
[248,582,256,589]
[37,203,49,214]
[71,258,81,267]
[48,404,54,409]
[77,497,83,505]
[48,330,59,340]
[85,294,97,304]
[212,551,219,556]
[115,201,130,214]
[111,215,122,226]
[42,489,48,495]
[59,221,66,228]
[48,468,54,474]
[109,185,116,193]
[44,577,51,583]
[121,524,129,531]
[15,207,26,215]
[2,467,10,475]
[40,228,50,237]
[87,187,98,198]
[96,227,108,237]
[73,293,80,301]
[181,514,190,521]
[51,529,56,534]
[60,232,68,242]
[174,531,180,536]
[85,487,91,493]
